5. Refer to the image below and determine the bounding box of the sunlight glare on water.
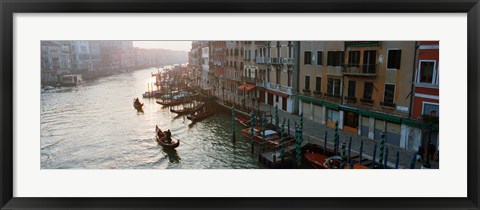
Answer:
[40,67,264,169]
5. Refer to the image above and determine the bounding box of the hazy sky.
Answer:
[133,41,192,52]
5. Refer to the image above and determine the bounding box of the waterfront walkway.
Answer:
[258,103,439,169]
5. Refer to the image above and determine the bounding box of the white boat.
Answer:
[61,74,84,86]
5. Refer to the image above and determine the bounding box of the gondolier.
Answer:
[133,98,144,112]
[155,125,180,149]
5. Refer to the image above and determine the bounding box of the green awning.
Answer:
[400,118,439,130]
[340,105,358,113]
[401,118,419,127]
[323,101,339,110]
[358,109,401,123]
[298,95,323,106]
[345,41,380,47]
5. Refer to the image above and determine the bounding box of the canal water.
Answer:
[41,67,265,169]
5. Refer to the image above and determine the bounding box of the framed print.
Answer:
[1,0,479,209]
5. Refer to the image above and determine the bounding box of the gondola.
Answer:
[156,98,193,106]
[133,99,144,112]
[170,107,194,114]
[155,125,180,149]
[186,110,214,122]
[170,103,204,115]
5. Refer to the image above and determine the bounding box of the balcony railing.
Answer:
[256,57,264,64]
[302,89,311,94]
[344,96,357,103]
[313,91,322,96]
[380,101,396,108]
[262,82,293,95]
[360,98,374,104]
[271,57,295,65]
[283,58,294,65]
[256,80,266,87]
[342,64,377,76]
[240,76,257,84]
[325,93,342,99]
[272,57,282,64]
[278,84,293,94]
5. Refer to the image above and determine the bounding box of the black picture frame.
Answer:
[1,0,479,209]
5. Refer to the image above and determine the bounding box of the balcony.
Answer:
[360,98,373,105]
[302,89,311,95]
[313,91,322,96]
[240,76,257,84]
[256,57,264,64]
[380,101,396,108]
[271,57,282,64]
[342,64,377,76]
[262,82,293,95]
[325,93,342,99]
[202,64,209,70]
[256,57,274,64]
[271,57,294,65]
[283,58,294,65]
[256,80,267,88]
[265,57,271,64]
[278,84,293,94]
[344,96,357,103]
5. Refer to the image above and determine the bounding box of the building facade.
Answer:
[69,41,93,71]
[210,41,227,99]
[187,40,438,152]
[41,41,63,82]
[257,41,298,113]
[201,45,210,91]
[298,41,421,150]
[412,41,439,148]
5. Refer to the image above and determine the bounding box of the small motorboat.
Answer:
[155,125,180,149]
[235,116,250,127]
[305,153,343,169]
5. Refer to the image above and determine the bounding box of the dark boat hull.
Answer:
[156,136,180,149]
[155,125,180,149]
[157,99,193,106]
[134,102,144,112]
[170,103,204,115]
[304,153,329,169]
[186,111,214,122]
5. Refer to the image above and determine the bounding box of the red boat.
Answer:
[241,126,295,148]
[305,153,370,169]
[235,116,250,127]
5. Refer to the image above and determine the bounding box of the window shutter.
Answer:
[395,50,402,69]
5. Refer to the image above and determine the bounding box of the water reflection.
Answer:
[41,67,263,169]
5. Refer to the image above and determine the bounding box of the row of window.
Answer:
[303,76,396,106]
[226,61,244,69]
[304,50,438,84]
[304,49,401,69]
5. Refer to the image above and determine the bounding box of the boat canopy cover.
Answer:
[264,130,278,136]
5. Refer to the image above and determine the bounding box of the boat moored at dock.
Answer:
[61,74,84,86]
